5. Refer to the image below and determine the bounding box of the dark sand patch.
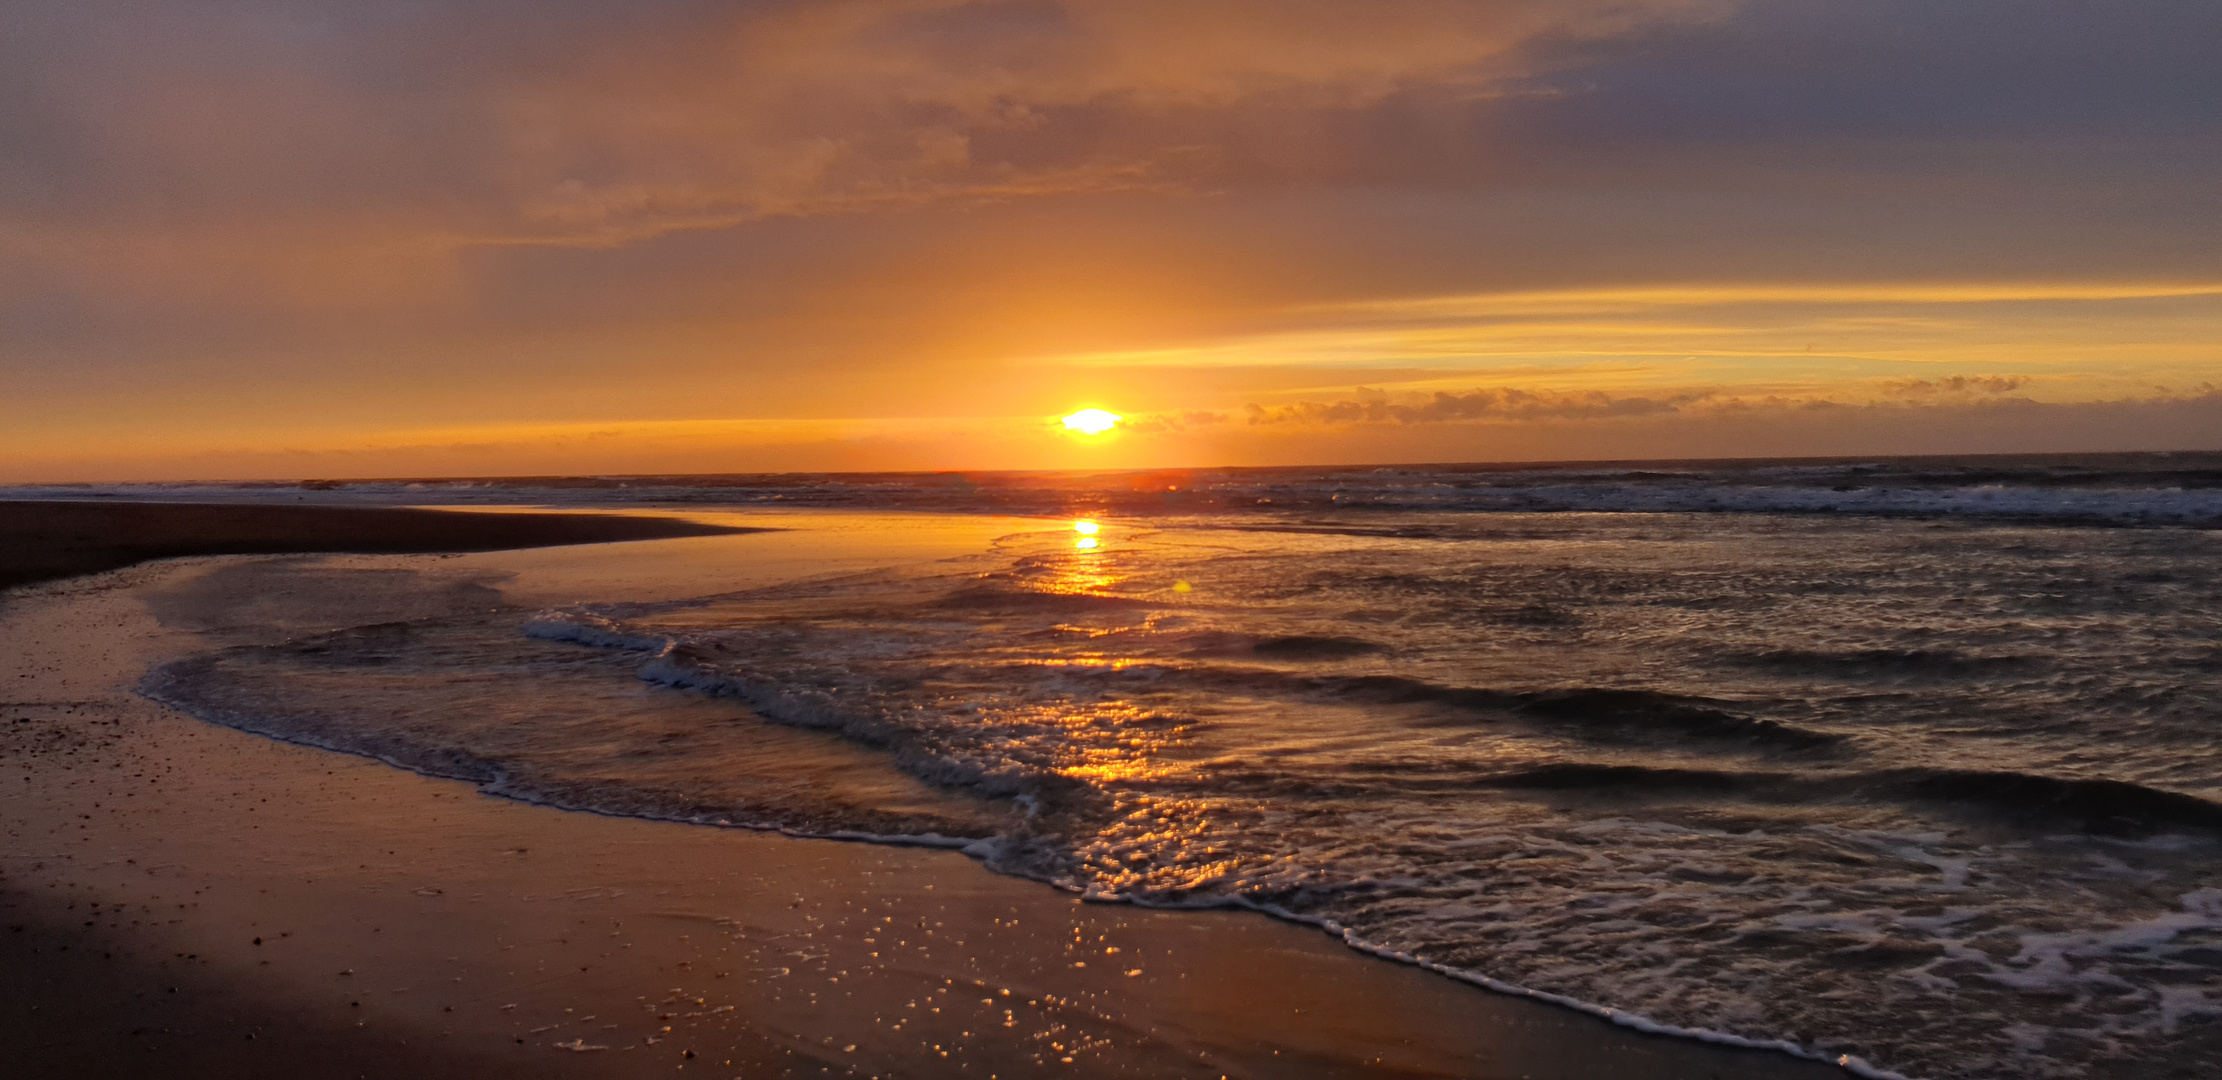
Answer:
[0,500,754,590]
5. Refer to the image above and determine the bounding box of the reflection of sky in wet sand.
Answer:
[440,509,1056,606]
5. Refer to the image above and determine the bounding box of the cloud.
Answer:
[1512,0,2222,144]
[1246,387,1694,425]
[9,0,2218,269]
[1240,379,2222,430]
[1120,409,1232,433]
[4,0,2219,474]
[0,0,1726,247]
[1880,375,2028,397]
[9,0,2218,317]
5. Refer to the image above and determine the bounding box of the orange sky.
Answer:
[4,0,2219,480]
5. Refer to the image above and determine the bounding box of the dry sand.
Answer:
[0,504,1853,1079]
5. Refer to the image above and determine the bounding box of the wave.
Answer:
[931,583,1156,613]
[1248,634,1386,658]
[1513,688,1840,748]
[1728,648,2029,680]
[1468,761,2222,838]
[1305,676,1843,749]
[1883,769,2222,837]
[1179,755,2222,847]
[1172,631,1391,660]
[1487,762,1763,792]
[1465,760,2222,838]
[520,610,671,651]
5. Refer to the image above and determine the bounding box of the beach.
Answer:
[0,501,1852,1079]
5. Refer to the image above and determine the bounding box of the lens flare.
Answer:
[1061,409,1122,435]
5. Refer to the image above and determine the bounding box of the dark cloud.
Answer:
[1881,376,2029,397]
[1246,388,1693,425]
[1512,0,2222,143]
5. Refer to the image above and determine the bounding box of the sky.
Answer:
[3,0,2219,480]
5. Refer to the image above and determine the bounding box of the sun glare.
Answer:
[1061,408,1122,435]
[1074,520,1100,535]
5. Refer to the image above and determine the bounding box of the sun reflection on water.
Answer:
[1044,702,1187,786]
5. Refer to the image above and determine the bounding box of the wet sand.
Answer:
[0,506,1855,1079]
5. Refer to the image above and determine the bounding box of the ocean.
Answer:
[54,452,2222,1079]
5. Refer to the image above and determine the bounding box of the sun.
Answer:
[1061,408,1122,436]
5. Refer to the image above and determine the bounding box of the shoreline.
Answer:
[1,504,1856,1078]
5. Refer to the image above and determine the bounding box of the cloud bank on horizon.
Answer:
[3,0,2218,478]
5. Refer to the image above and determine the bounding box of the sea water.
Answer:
[87,453,2222,1078]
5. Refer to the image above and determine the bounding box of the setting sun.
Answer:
[1061,409,1122,436]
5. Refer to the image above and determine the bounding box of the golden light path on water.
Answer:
[1021,517,1237,897]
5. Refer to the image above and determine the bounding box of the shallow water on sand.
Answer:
[129,467,2222,1080]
